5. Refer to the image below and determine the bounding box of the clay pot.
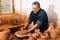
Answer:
[55,27,60,34]
[28,33,40,40]
[40,33,49,40]
[27,37,35,40]
[28,29,41,40]
[27,34,35,40]
[50,30,57,40]
[37,38,46,40]
[46,23,57,40]
[31,32,41,39]
[35,29,40,33]
[0,29,10,40]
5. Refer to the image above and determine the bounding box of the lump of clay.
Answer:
[15,31,26,36]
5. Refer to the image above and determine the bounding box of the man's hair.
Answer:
[32,1,40,8]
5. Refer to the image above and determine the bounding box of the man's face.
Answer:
[32,4,40,13]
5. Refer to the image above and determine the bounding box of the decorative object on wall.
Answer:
[1,0,13,14]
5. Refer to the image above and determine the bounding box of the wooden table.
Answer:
[0,24,24,33]
[0,24,24,29]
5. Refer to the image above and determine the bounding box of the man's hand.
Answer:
[23,23,30,30]
[21,30,30,34]
[23,26,27,30]
[28,24,39,32]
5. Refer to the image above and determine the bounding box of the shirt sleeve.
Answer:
[27,12,33,24]
[36,12,45,26]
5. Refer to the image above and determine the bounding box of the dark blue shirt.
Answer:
[27,8,49,33]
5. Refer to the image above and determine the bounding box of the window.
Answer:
[0,0,13,14]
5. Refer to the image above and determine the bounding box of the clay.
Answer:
[16,31,26,35]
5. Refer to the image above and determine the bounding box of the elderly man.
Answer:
[22,1,49,34]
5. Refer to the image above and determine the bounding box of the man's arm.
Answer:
[24,11,33,30]
[28,24,39,32]
[28,12,45,32]
[23,22,30,30]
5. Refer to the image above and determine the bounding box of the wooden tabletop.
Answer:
[0,24,24,29]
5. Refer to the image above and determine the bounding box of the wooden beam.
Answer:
[0,0,2,14]
[12,0,14,12]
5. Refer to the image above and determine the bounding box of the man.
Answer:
[22,1,49,34]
